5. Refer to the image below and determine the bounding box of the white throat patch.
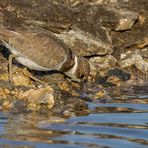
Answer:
[65,56,79,81]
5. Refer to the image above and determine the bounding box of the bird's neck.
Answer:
[64,56,80,82]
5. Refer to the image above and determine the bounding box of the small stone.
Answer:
[115,10,139,31]
[71,82,81,89]
[46,94,55,109]
[93,90,106,100]
[59,82,70,91]
[43,73,65,85]
[19,86,54,110]
[0,80,14,90]
[2,100,14,110]
[0,73,9,81]
[70,90,80,97]
[10,90,17,95]
[3,88,10,95]
[137,38,148,49]
[88,61,98,82]
[89,55,117,76]
[124,77,144,86]
[27,103,39,111]
[107,75,121,85]
[141,48,148,59]
[63,110,75,117]
[0,87,7,99]
[120,50,148,74]
[136,59,148,75]
[138,15,145,25]
[0,67,32,86]
[107,68,131,81]
[12,70,32,86]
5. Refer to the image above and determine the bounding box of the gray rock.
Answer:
[120,49,148,74]
[115,9,139,31]
[89,55,117,76]
[56,28,112,57]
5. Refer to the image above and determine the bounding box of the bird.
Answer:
[0,27,90,83]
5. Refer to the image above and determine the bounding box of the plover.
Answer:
[0,27,90,83]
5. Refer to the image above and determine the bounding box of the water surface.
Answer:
[0,85,148,148]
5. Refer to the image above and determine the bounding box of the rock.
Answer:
[0,87,8,99]
[0,80,14,90]
[88,61,98,82]
[0,67,32,86]
[136,60,148,75]
[115,9,139,31]
[89,55,117,76]
[120,50,148,74]
[0,72,9,82]
[141,47,148,59]
[58,81,80,97]
[107,75,121,86]
[60,0,109,7]
[12,73,31,86]
[59,81,70,91]
[0,83,55,112]
[137,37,148,49]
[123,77,144,86]
[1,100,14,110]
[96,68,131,87]
[81,83,111,102]
[56,28,112,57]
[18,86,54,110]
[70,90,80,97]
[111,0,148,51]
[91,4,139,31]
[107,68,131,81]
[43,73,65,85]
[63,110,75,117]
[93,90,107,100]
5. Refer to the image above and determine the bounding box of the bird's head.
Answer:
[65,56,90,83]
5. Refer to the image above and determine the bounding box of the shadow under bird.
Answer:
[0,27,90,83]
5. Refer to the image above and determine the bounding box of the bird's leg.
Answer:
[8,54,17,83]
[8,54,43,84]
[22,68,43,84]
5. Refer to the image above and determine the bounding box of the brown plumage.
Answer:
[0,27,90,82]
[0,27,75,71]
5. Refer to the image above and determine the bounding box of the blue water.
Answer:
[0,85,148,148]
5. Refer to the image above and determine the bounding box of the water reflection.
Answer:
[0,84,148,148]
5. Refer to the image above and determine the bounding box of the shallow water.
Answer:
[0,85,148,148]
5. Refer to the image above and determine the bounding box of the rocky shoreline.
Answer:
[0,0,147,114]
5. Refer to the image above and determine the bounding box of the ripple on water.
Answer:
[0,85,148,148]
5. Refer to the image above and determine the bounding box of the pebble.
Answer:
[63,110,75,117]
[89,55,117,76]
[120,49,148,74]
[115,10,139,31]
[19,86,54,110]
